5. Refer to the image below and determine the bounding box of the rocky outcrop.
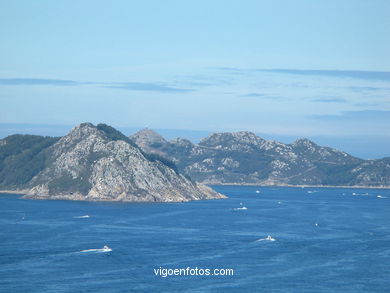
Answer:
[130,129,390,187]
[0,123,225,202]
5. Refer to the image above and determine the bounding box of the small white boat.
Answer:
[73,215,90,218]
[255,190,261,194]
[101,245,112,252]
[237,206,248,210]
[234,203,248,210]
[377,195,386,198]
[257,235,276,242]
[265,235,275,241]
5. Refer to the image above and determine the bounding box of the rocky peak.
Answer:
[14,123,225,202]
[131,128,167,147]
[231,131,263,142]
[171,137,194,147]
[199,131,264,148]
[292,138,318,149]
[66,122,102,140]
[292,138,317,147]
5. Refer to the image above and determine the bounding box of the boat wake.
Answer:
[352,192,369,196]
[73,215,90,218]
[78,245,112,253]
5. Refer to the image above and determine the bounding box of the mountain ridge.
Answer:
[130,129,390,187]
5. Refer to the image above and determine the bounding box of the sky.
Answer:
[0,0,389,159]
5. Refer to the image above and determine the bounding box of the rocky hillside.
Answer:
[130,129,390,187]
[0,123,225,202]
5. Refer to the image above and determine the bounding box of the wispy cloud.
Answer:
[212,67,244,74]
[0,78,194,93]
[311,98,347,103]
[348,86,390,92]
[308,110,390,121]
[353,102,382,107]
[240,93,282,99]
[254,69,390,81]
[241,93,266,97]
[104,82,194,93]
[0,78,80,86]
[213,67,390,81]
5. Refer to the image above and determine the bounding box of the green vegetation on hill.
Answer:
[97,123,137,147]
[0,135,59,188]
[0,124,181,191]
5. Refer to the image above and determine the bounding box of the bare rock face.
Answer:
[130,129,390,187]
[24,123,225,202]
[130,128,169,155]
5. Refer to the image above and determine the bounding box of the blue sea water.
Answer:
[1,186,389,293]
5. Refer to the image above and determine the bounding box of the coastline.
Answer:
[0,189,30,194]
[0,189,226,202]
[1,183,390,197]
[206,183,390,190]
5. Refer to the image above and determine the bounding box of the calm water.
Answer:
[1,186,389,293]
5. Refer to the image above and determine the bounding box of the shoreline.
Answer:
[0,189,29,194]
[0,189,226,203]
[2,183,390,196]
[206,183,390,190]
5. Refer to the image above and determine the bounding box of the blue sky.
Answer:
[0,0,389,158]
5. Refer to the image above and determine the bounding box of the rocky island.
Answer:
[131,129,390,187]
[0,123,225,202]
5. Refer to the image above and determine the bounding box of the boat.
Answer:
[255,190,261,194]
[235,206,248,210]
[101,245,112,252]
[257,235,276,242]
[234,203,248,210]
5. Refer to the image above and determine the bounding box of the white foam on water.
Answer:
[73,215,90,218]
[78,245,112,253]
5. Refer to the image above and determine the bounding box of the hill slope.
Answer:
[130,129,390,187]
[0,123,225,202]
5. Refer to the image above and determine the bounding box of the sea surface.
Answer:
[1,186,389,293]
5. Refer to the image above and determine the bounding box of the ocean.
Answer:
[1,186,389,293]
